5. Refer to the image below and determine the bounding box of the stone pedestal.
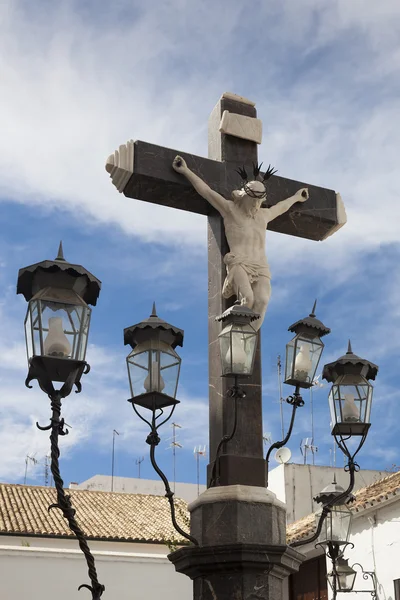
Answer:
[169,486,304,599]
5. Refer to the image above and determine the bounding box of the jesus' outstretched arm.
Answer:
[172,156,230,217]
[263,188,309,222]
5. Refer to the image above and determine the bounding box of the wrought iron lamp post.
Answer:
[266,301,330,483]
[124,303,198,545]
[17,243,104,599]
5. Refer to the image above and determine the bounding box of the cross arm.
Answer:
[105,140,345,241]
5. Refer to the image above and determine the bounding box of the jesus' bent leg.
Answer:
[230,265,255,308]
[252,276,272,331]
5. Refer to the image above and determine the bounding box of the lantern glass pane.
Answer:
[127,342,181,399]
[330,374,373,427]
[219,323,257,376]
[285,338,295,381]
[285,335,323,386]
[319,504,352,544]
[25,288,91,363]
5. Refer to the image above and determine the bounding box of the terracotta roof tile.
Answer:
[0,483,188,543]
[287,470,400,544]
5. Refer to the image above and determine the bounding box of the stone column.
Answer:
[207,92,265,488]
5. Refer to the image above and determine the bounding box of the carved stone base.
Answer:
[168,485,305,600]
[169,543,304,600]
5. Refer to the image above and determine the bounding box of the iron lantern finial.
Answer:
[310,299,317,318]
[55,241,66,262]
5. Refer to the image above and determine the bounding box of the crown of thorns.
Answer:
[235,162,277,199]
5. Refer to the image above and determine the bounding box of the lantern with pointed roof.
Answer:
[17,242,101,386]
[285,301,331,389]
[124,304,183,410]
[315,476,354,548]
[322,342,378,438]
[216,304,259,378]
[327,558,357,593]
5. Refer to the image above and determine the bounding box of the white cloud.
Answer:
[1,0,400,263]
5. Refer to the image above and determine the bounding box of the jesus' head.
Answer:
[232,180,266,217]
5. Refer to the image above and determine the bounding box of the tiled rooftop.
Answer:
[287,470,400,544]
[0,483,188,543]
[2,471,399,546]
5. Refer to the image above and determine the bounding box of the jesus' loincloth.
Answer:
[222,252,271,299]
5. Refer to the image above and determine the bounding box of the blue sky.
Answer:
[1,0,400,489]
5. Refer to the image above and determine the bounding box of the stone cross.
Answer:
[106,92,345,489]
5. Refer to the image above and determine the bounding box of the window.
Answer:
[394,578,400,600]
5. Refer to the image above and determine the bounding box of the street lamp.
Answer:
[17,242,104,600]
[124,304,198,546]
[323,341,378,459]
[314,477,354,550]
[266,301,330,485]
[216,304,259,378]
[327,557,357,593]
[125,302,183,411]
[285,300,330,389]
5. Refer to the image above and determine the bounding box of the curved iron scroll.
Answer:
[266,386,304,487]
[130,400,199,546]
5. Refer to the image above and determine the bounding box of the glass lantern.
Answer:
[218,321,257,377]
[328,373,373,437]
[323,342,378,439]
[17,243,101,386]
[285,302,330,389]
[285,334,324,388]
[216,305,259,378]
[327,558,357,592]
[25,287,91,365]
[124,305,184,411]
[127,338,181,408]
[317,502,353,547]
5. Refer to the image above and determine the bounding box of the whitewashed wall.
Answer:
[0,535,192,600]
[330,498,400,600]
[70,475,206,504]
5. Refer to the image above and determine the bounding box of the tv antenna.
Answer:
[44,453,52,486]
[300,437,318,465]
[310,374,324,456]
[166,422,182,493]
[275,447,292,464]
[277,355,285,438]
[135,456,144,478]
[193,446,207,497]
[24,454,38,485]
[263,432,272,446]
[111,429,120,492]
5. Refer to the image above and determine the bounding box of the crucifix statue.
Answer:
[106,91,345,600]
[172,156,309,330]
[105,92,345,490]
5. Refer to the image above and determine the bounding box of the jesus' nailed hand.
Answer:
[172,155,308,331]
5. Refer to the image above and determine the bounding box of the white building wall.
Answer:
[70,475,206,504]
[330,498,400,600]
[0,535,192,600]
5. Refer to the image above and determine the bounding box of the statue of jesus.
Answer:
[173,156,309,330]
